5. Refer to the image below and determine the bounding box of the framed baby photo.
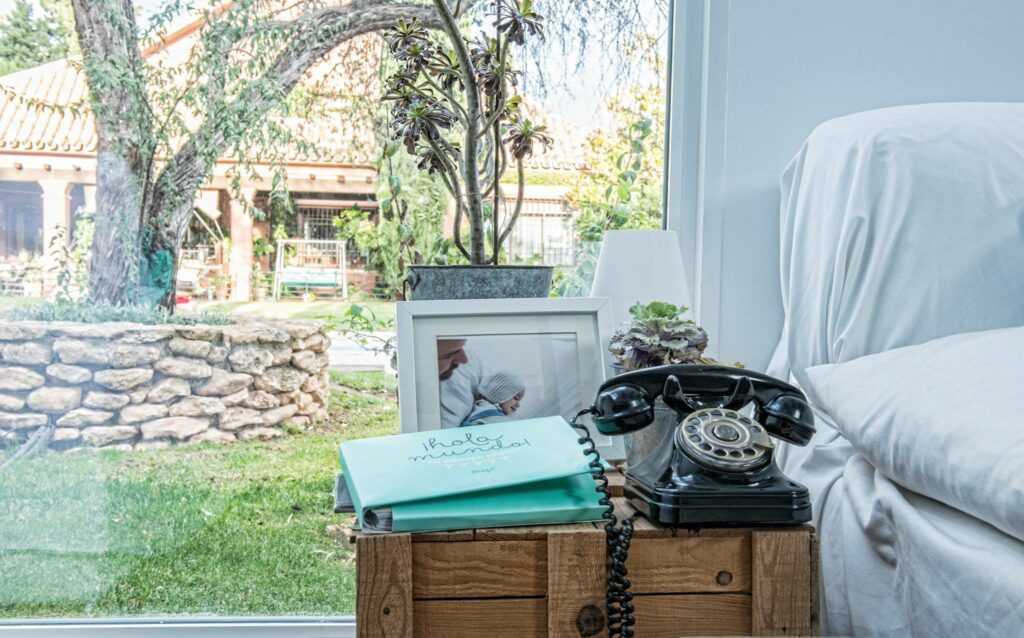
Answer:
[395,297,623,459]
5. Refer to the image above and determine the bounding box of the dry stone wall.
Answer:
[0,319,331,451]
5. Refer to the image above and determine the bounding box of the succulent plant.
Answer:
[609,301,709,371]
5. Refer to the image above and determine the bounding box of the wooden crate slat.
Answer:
[411,540,547,598]
[410,529,475,542]
[752,529,814,636]
[355,534,413,638]
[546,530,607,637]
[628,536,752,594]
[412,598,546,637]
[631,593,752,636]
[611,497,674,538]
[475,522,597,541]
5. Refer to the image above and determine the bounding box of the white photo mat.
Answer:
[396,297,623,460]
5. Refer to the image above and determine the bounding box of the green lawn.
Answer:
[195,300,396,325]
[0,371,398,619]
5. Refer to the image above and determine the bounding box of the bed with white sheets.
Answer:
[765,102,1024,637]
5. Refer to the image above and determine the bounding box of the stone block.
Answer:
[53,339,109,365]
[243,391,279,410]
[206,346,228,364]
[116,326,176,343]
[255,367,307,394]
[175,325,220,341]
[293,332,329,353]
[301,374,322,394]
[83,392,130,411]
[292,350,328,374]
[2,342,52,366]
[120,403,170,423]
[0,393,26,411]
[227,345,275,375]
[140,416,210,440]
[222,388,249,407]
[0,366,46,391]
[154,357,213,379]
[168,337,213,359]
[46,363,92,384]
[219,407,264,431]
[52,323,132,339]
[27,386,82,413]
[169,396,225,417]
[94,368,154,391]
[0,412,48,429]
[128,386,150,404]
[82,425,138,447]
[109,344,162,368]
[147,378,191,403]
[196,368,253,397]
[261,403,298,426]
[52,427,82,443]
[57,408,114,427]
[0,323,47,340]
[280,321,322,340]
[190,429,236,444]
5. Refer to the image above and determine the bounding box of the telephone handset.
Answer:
[571,365,815,636]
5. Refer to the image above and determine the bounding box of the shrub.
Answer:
[2,300,234,325]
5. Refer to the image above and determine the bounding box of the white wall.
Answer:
[666,0,1024,369]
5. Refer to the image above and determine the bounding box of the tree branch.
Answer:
[495,158,525,248]
[146,0,443,251]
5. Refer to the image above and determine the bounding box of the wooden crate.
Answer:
[352,479,819,637]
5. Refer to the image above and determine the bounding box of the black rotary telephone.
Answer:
[570,364,815,636]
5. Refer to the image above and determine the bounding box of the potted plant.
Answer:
[253,267,271,301]
[608,301,710,372]
[381,0,555,299]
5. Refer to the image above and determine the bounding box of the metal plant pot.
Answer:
[404,265,554,301]
[624,398,681,470]
[609,364,682,470]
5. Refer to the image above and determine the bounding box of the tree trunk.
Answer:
[90,151,145,304]
[71,0,152,305]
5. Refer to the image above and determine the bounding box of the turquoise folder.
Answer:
[338,416,605,533]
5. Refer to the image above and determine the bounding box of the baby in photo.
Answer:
[461,372,526,426]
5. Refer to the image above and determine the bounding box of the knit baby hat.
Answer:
[479,371,526,404]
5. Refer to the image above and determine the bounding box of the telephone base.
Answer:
[623,474,813,527]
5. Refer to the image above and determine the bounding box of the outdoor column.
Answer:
[82,184,98,212]
[38,179,71,294]
[229,188,255,301]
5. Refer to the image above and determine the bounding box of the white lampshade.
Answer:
[590,230,692,328]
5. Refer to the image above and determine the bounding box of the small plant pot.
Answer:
[404,265,553,300]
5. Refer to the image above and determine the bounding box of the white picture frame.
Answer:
[396,297,624,460]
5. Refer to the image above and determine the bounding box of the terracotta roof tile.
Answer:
[0,59,95,154]
[0,50,586,173]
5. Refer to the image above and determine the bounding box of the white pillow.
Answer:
[803,325,1024,541]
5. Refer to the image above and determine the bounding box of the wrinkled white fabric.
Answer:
[766,103,1024,637]
[805,326,1024,543]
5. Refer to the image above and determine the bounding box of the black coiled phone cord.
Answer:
[571,409,638,637]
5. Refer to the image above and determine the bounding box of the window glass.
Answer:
[0,0,669,620]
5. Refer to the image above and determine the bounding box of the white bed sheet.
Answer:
[766,103,1024,636]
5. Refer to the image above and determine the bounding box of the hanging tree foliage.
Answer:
[63,0,665,309]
